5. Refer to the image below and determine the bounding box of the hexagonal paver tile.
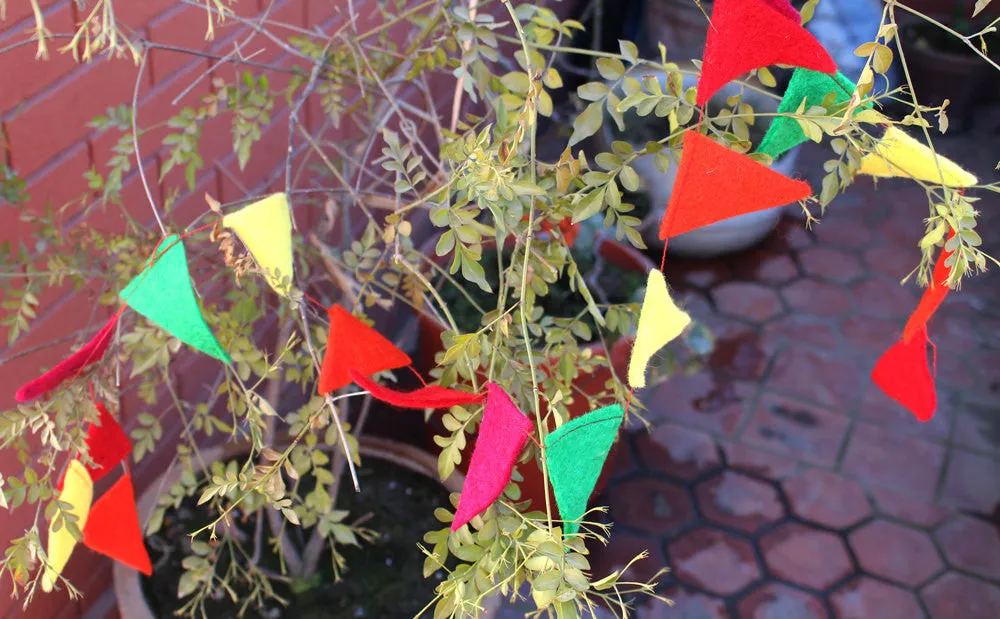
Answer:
[608,477,696,536]
[762,314,841,350]
[720,441,802,480]
[940,450,1000,513]
[830,577,926,619]
[737,583,828,619]
[841,422,946,501]
[922,572,1000,619]
[712,282,785,324]
[709,331,768,382]
[760,523,853,590]
[935,515,1000,580]
[782,279,854,317]
[783,468,872,530]
[839,313,900,357]
[764,348,863,412]
[741,252,799,284]
[868,487,950,528]
[742,394,850,466]
[668,527,762,596]
[644,373,754,437]
[635,423,721,481]
[851,278,917,319]
[591,530,664,585]
[814,215,873,248]
[849,520,943,587]
[695,471,785,534]
[639,586,728,618]
[800,247,864,284]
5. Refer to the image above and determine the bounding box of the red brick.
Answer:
[668,528,761,596]
[760,523,853,590]
[783,468,872,530]
[147,6,217,85]
[841,422,946,501]
[216,107,290,203]
[107,0,177,30]
[83,159,163,236]
[0,0,60,27]
[0,6,78,115]
[5,56,151,177]
[695,471,785,534]
[849,520,943,586]
[0,141,92,245]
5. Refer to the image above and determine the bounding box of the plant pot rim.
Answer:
[114,437,491,619]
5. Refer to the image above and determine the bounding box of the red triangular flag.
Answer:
[82,403,132,483]
[872,326,937,422]
[349,370,485,409]
[452,383,533,530]
[762,0,801,22]
[697,0,836,106]
[903,240,954,342]
[82,472,153,575]
[318,305,412,395]
[659,131,812,240]
[16,312,121,402]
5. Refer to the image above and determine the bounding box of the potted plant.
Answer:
[896,0,993,131]
[0,1,993,618]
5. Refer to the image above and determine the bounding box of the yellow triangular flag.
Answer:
[42,460,93,592]
[628,270,692,389]
[223,193,294,297]
[858,126,977,187]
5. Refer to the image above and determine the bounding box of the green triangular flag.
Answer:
[758,69,871,160]
[545,404,624,535]
[120,235,231,363]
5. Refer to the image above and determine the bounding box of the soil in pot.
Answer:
[141,457,453,619]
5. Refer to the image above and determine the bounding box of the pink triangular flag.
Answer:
[452,383,533,530]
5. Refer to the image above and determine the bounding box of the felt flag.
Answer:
[81,403,132,483]
[82,472,152,575]
[872,326,936,422]
[223,193,294,297]
[545,404,624,535]
[15,312,120,402]
[696,0,836,106]
[318,305,411,395]
[120,235,231,363]
[903,242,954,342]
[349,370,485,409]
[42,460,93,592]
[758,69,870,159]
[659,131,812,240]
[858,126,978,187]
[628,270,691,389]
[762,0,801,22]
[452,383,533,530]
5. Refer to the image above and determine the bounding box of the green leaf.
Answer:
[572,187,606,223]
[595,57,625,81]
[872,44,893,74]
[974,0,993,17]
[620,165,640,191]
[501,72,530,94]
[618,40,639,64]
[534,570,562,591]
[569,102,604,146]
[577,82,609,102]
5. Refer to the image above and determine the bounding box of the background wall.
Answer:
[0,1,348,617]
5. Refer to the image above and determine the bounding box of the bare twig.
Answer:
[131,47,166,235]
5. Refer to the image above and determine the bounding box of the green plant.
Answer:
[0,0,998,618]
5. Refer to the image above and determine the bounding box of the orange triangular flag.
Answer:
[318,305,412,395]
[81,473,152,575]
[659,131,812,240]
[903,238,954,342]
[697,0,836,106]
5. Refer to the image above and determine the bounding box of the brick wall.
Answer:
[0,1,357,617]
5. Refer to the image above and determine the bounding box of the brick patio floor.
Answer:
[584,127,1000,618]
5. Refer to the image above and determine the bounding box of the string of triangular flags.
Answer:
[16,0,984,571]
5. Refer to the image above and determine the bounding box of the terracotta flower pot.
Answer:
[415,235,654,516]
[114,437,498,618]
